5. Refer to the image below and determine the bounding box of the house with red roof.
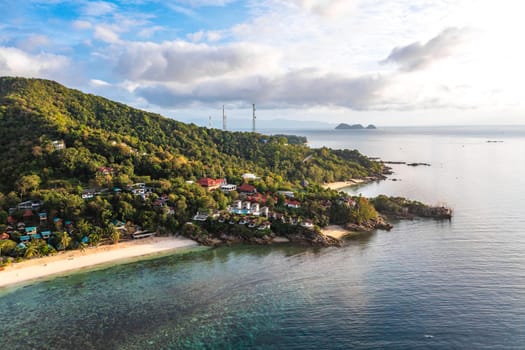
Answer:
[197,178,226,190]
[285,200,301,209]
[238,184,257,194]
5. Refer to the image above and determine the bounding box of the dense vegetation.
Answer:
[0,77,386,261]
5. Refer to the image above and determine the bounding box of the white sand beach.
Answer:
[0,236,198,289]
[322,179,364,190]
[322,225,356,239]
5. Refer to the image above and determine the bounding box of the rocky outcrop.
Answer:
[345,216,393,232]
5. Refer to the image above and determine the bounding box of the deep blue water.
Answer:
[1,126,525,349]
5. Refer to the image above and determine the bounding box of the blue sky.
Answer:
[1,0,524,127]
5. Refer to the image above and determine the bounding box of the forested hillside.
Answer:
[0,77,382,193]
[0,77,388,259]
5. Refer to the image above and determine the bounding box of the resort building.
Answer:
[197,178,226,191]
[238,184,257,194]
[220,184,237,192]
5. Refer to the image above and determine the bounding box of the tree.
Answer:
[351,197,378,224]
[106,225,120,244]
[24,241,40,259]
[0,240,17,257]
[16,175,41,197]
[56,231,71,251]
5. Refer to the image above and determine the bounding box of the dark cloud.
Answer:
[381,27,469,71]
[135,69,389,110]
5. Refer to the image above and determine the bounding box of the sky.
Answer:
[1,0,524,127]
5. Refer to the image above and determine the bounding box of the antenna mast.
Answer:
[209,115,212,128]
[252,103,256,133]
[222,105,227,131]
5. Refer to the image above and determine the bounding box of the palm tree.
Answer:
[109,227,120,245]
[24,242,40,259]
[58,231,71,251]
[88,232,101,246]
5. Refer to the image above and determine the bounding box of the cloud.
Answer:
[0,47,71,79]
[134,69,389,110]
[73,20,92,30]
[283,0,359,18]
[90,78,112,87]
[138,26,165,38]
[94,25,120,43]
[187,30,224,42]
[174,0,236,7]
[166,4,196,17]
[82,1,117,16]
[381,27,470,72]
[115,41,278,83]
[16,35,50,51]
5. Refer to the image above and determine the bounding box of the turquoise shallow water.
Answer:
[1,126,525,349]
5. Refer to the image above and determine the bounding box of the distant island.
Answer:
[335,123,377,130]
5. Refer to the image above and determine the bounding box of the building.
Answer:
[220,184,237,192]
[258,222,271,230]
[193,212,209,221]
[300,220,315,229]
[285,200,301,209]
[241,173,259,181]
[238,184,257,194]
[25,226,37,235]
[52,140,65,150]
[197,178,226,190]
[82,190,95,199]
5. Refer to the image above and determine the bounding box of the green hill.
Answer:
[0,77,389,258]
[0,77,382,193]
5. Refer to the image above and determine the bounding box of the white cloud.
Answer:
[138,26,165,38]
[16,35,50,51]
[283,0,359,18]
[73,20,92,30]
[166,4,196,17]
[94,25,120,43]
[0,47,71,79]
[82,1,117,16]
[115,41,280,83]
[174,0,236,7]
[187,30,224,42]
[90,78,112,87]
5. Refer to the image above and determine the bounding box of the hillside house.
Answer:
[220,184,237,192]
[285,200,301,209]
[238,184,257,194]
[197,178,226,190]
[52,140,65,150]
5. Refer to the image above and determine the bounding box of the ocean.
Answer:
[1,126,525,349]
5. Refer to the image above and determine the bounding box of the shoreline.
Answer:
[0,236,199,290]
[322,179,366,190]
[321,225,357,239]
